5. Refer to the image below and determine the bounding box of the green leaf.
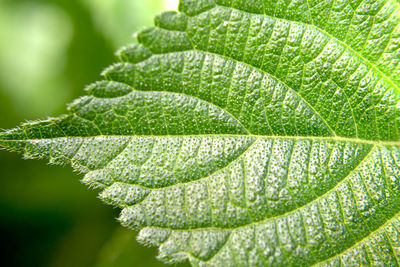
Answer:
[2,0,400,265]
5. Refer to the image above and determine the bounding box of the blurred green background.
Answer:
[0,0,189,266]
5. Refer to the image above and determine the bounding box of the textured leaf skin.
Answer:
[2,0,400,266]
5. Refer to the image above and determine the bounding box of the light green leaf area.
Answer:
[2,0,400,266]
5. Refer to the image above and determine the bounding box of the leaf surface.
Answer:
[2,0,400,265]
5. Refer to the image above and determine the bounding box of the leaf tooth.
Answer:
[85,80,133,99]
[154,11,188,32]
[178,0,215,16]
[137,227,171,247]
[139,227,232,263]
[157,231,191,264]
[119,205,147,229]
[102,63,135,86]
[82,169,114,189]
[99,182,150,207]
[116,44,152,64]
[137,27,193,54]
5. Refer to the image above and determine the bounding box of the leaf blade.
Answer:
[2,0,400,266]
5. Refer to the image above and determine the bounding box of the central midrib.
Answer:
[2,134,399,146]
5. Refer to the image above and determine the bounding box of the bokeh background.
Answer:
[0,0,190,266]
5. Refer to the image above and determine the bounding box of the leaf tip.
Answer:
[0,128,25,152]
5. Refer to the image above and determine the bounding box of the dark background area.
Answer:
[0,0,188,266]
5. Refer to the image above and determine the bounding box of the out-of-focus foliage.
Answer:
[0,0,188,266]
[0,2,73,116]
[94,228,167,267]
[83,0,167,48]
